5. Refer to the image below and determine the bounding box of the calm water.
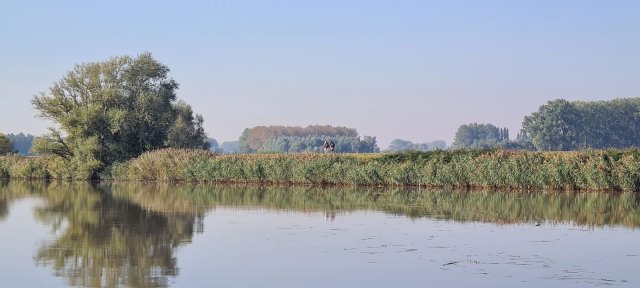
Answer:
[0,181,639,287]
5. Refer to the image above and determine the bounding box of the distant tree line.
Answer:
[261,135,379,153]
[207,139,240,154]
[5,133,35,155]
[522,98,640,151]
[452,97,640,151]
[238,125,378,153]
[385,139,446,152]
[452,123,510,149]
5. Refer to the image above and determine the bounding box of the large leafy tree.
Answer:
[32,53,208,178]
[166,101,209,149]
[521,99,581,151]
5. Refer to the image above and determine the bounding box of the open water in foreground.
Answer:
[0,181,638,287]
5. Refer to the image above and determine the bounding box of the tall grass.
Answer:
[106,148,640,192]
[4,148,640,192]
[0,155,93,180]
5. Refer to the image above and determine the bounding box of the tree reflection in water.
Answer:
[2,181,197,288]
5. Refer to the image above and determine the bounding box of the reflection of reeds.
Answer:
[106,183,640,228]
[4,149,640,192]
[2,179,640,227]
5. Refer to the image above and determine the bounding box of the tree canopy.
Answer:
[452,123,509,149]
[522,98,640,151]
[31,53,208,178]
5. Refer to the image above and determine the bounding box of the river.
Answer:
[0,181,638,287]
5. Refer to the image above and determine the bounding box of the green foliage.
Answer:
[166,101,209,150]
[385,139,446,152]
[522,99,582,150]
[5,147,640,192]
[8,157,49,179]
[452,123,509,149]
[238,125,362,153]
[0,133,13,155]
[0,154,103,180]
[30,53,209,178]
[0,155,49,179]
[522,98,640,150]
[109,148,640,192]
[0,155,18,178]
[108,148,215,182]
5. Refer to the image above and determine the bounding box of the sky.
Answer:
[1,0,639,148]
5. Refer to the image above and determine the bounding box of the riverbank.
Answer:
[4,148,639,192]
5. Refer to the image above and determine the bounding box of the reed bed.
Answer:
[110,148,640,192]
[3,148,640,192]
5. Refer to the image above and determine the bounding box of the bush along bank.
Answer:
[4,148,640,192]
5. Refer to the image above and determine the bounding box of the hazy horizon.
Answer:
[1,0,639,148]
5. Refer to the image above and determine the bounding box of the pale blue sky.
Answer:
[1,0,639,147]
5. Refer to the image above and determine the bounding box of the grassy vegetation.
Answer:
[4,148,640,192]
[110,148,640,192]
[0,154,92,180]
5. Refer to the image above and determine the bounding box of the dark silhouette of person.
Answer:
[323,140,330,153]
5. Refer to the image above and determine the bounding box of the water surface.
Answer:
[0,181,638,287]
